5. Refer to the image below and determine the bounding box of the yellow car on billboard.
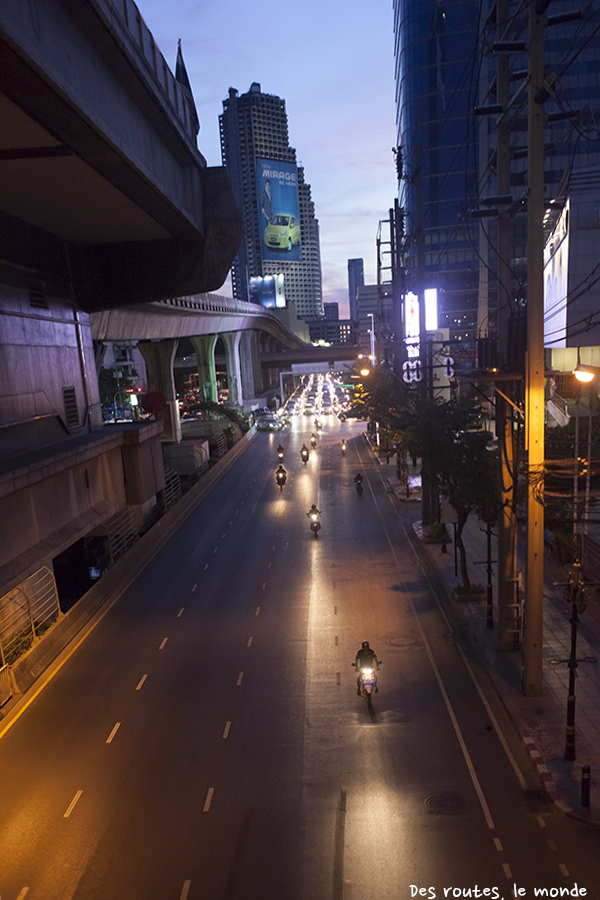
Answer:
[264,214,300,252]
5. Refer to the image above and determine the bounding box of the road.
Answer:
[0,417,598,900]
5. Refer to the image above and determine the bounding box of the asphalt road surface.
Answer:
[0,417,598,900]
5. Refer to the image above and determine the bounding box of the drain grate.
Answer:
[425,793,467,814]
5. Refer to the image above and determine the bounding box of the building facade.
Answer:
[220,83,323,319]
[393,0,481,351]
[347,258,364,323]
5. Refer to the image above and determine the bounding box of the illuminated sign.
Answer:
[404,291,420,358]
[425,288,438,332]
[249,274,286,308]
[544,199,569,348]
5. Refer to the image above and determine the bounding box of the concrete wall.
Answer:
[0,284,102,447]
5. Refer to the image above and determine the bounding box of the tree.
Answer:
[399,394,496,589]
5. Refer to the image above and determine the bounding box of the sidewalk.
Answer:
[380,461,600,824]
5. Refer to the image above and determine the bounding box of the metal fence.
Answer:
[0,567,61,667]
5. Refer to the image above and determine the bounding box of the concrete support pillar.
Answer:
[189,334,218,402]
[239,330,263,401]
[93,340,107,377]
[137,339,181,443]
[221,331,243,408]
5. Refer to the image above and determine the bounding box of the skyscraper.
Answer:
[392,0,600,354]
[393,0,481,349]
[347,258,364,323]
[219,83,323,319]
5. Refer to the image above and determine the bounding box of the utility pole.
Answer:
[524,0,546,697]
[414,146,435,527]
[495,0,520,651]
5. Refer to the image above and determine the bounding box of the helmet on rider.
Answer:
[362,641,370,649]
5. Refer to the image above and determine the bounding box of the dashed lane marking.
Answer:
[64,790,83,818]
[106,722,121,744]
[136,675,148,691]
[203,788,214,812]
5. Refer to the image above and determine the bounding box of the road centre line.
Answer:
[223,721,232,738]
[179,879,191,900]
[159,638,168,650]
[106,722,121,744]
[136,674,148,690]
[502,864,512,879]
[493,838,503,851]
[237,672,244,685]
[64,790,83,818]
[203,787,214,812]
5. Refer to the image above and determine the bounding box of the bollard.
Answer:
[582,765,591,807]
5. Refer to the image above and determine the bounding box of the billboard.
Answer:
[248,274,286,308]
[256,158,302,263]
[544,199,569,348]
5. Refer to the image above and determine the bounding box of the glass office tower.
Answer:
[393,0,482,350]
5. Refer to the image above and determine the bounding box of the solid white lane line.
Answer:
[247,636,253,647]
[192,584,197,592]
[64,790,83,818]
[136,674,148,691]
[255,607,260,615]
[223,721,232,738]
[106,722,121,744]
[177,607,184,617]
[159,638,168,650]
[180,880,191,900]
[237,672,244,685]
[502,863,512,879]
[203,787,214,812]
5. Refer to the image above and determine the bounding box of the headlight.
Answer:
[362,668,373,676]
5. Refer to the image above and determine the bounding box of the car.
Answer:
[264,214,300,252]
[255,415,283,432]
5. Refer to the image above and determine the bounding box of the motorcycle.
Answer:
[276,468,287,491]
[355,479,363,496]
[308,508,321,538]
[310,435,317,449]
[301,448,310,465]
[341,440,347,456]
[354,662,380,707]
[277,448,285,462]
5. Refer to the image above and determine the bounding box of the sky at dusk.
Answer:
[138,0,398,317]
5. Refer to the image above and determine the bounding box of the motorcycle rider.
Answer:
[276,463,287,479]
[301,443,309,461]
[310,432,317,448]
[277,443,285,456]
[355,640,379,695]
[341,439,347,454]
[354,472,363,485]
[307,504,321,519]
